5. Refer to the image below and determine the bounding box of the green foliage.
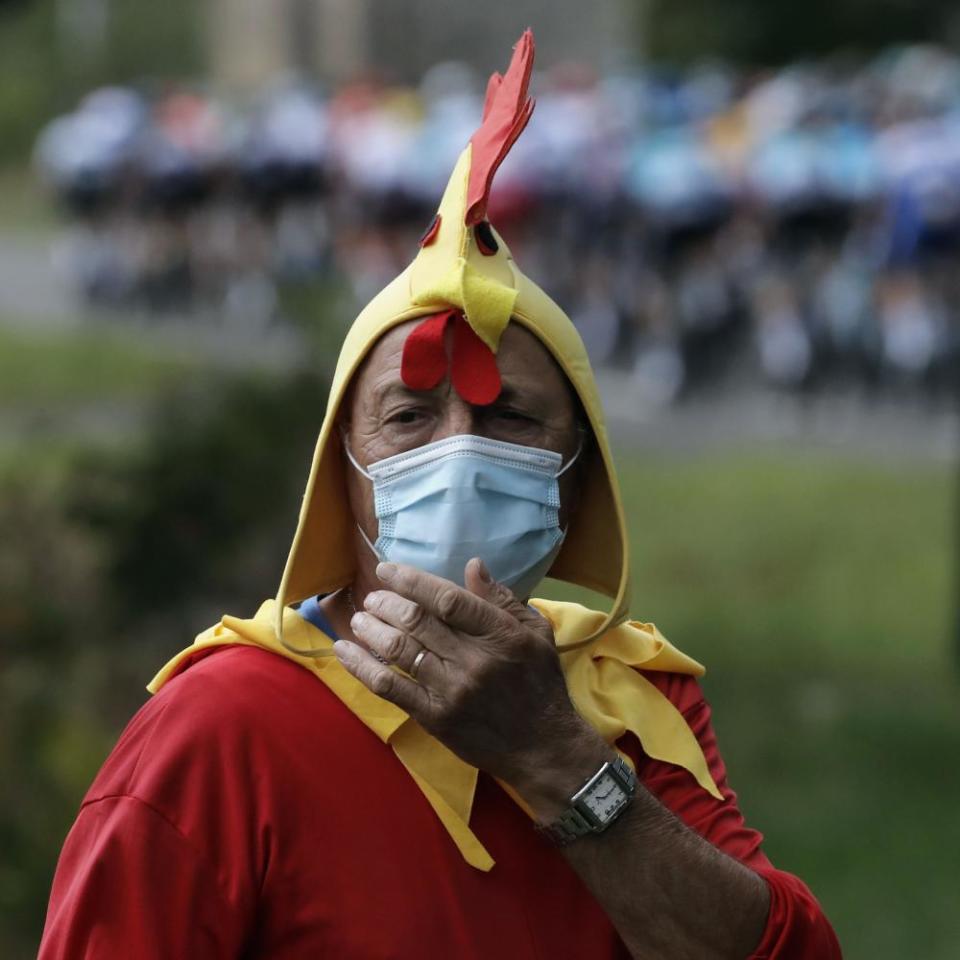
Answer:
[68,369,326,616]
[0,0,203,165]
[0,1,60,165]
[0,366,327,958]
[0,471,113,956]
[645,0,957,64]
[619,452,952,669]
[0,324,202,406]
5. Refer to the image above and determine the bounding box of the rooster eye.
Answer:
[474,221,499,256]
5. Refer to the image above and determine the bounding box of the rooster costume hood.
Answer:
[150,32,721,871]
[277,30,629,633]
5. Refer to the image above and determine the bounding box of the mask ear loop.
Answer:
[555,436,584,478]
[340,431,383,561]
[544,436,585,554]
[538,431,594,608]
[355,524,383,561]
[340,432,374,480]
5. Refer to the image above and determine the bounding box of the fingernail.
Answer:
[376,562,397,581]
[477,559,492,583]
[332,640,351,663]
[350,612,365,631]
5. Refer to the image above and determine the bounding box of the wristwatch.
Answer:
[537,755,638,846]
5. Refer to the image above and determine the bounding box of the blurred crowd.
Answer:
[35,46,960,402]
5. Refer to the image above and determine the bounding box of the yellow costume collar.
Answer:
[149,598,721,871]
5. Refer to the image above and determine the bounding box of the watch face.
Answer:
[581,771,628,823]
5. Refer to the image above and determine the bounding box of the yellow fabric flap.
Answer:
[149,601,409,741]
[534,600,721,801]
[148,598,722,871]
[412,256,518,352]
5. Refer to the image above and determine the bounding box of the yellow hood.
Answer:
[276,31,628,648]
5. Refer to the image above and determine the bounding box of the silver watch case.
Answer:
[538,755,637,846]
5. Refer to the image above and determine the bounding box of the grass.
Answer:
[619,452,953,670]
[546,449,960,958]
[0,323,203,407]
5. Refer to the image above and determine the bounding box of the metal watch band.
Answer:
[536,755,637,847]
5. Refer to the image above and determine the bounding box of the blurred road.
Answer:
[599,373,959,464]
[0,231,302,365]
[1,229,956,463]
[0,234,73,328]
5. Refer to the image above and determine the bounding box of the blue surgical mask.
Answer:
[343,434,580,598]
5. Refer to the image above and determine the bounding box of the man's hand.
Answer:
[333,559,774,959]
[332,558,610,802]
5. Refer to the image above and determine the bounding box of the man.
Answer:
[40,33,841,958]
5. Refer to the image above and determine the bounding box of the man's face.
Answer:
[341,319,585,545]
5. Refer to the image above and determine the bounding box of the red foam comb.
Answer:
[400,311,502,405]
[465,29,536,227]
[400,310,451,392]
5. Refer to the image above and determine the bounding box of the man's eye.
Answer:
[388,409,426,425]
[495,409,534,423]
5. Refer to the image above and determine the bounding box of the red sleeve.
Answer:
[38,795,246,960]
[630,671,842,960]
[747,867,843,960]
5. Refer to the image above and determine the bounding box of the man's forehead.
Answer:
[370,380,540,408]
[363,320,551,365]
[354,320,570,402]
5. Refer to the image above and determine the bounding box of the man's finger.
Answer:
[351,609,445,680]
[361,591,461,660]
[375,562,508,637]
[332,639,433,716]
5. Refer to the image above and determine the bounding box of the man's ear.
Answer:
[335,389,356,452]
[560,420,594,524]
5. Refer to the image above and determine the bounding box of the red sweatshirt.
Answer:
[39,645,841,958]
